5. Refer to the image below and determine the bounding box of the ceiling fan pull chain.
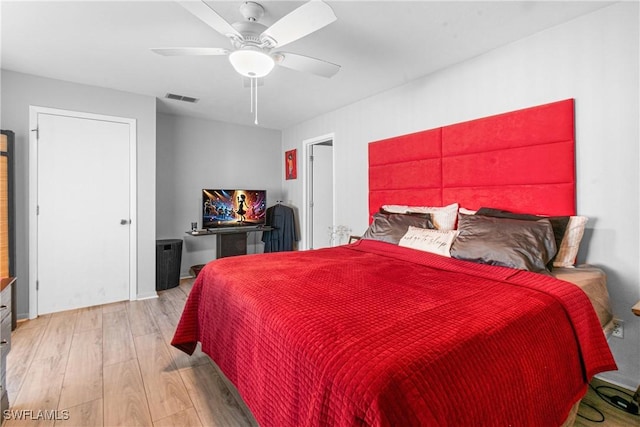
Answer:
[254,77,259,125]
[250,77,254,113]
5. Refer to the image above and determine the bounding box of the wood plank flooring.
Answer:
[574,377,640,427]
[4,279,638,426]
[4,279,257,427]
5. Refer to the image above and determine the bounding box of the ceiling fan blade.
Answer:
[151,47,229,56]
[274,52,340,78]
[177,0,243,40]
[260,1,337,48]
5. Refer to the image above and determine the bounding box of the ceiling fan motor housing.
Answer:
[231,21,269,49]
[239,2,264,22]
[231,2,280,50]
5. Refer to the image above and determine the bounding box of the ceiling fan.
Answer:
[152,0,341,79]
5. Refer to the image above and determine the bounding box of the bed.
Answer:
[172,99,617,426]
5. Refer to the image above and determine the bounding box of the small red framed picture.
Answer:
[285,149,297,180]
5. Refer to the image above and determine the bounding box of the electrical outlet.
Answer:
[612,318,624,339]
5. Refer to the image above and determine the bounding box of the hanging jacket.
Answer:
[262,204,298,252]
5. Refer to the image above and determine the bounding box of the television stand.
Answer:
[185,226,273,258]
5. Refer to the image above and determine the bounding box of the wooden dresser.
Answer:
[0,277,13,421]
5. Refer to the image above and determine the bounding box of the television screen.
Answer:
[202,189,267,229]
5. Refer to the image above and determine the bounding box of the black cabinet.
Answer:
[186,227,272,259]
[217,232,248,258]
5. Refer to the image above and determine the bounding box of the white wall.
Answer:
[282,3,640,389]
[156,113,282,276]
[0,70,158,316]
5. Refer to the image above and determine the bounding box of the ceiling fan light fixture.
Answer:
[228,49,275,78]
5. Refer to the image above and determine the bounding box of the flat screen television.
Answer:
[202,189,267,229]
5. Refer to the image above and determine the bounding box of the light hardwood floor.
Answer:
[4,278,257,427]
[4,279,638,426]
[574,377,640,427]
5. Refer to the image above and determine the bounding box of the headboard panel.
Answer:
[369,99,575,219]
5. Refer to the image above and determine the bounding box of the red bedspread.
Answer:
[172,239,616,426]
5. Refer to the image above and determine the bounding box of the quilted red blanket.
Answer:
[172,239,616,426]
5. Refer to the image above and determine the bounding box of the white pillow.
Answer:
[382,203,459,230]
[553,216,588,268]
[399,226,459,257]
[406,203,459,230]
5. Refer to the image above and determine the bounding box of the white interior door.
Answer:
[309,141,334,249]
[34,110,133,314]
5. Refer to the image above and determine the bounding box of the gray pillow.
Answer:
[450,214,557,273]
[475,207,570,269]
[362,213,434,245]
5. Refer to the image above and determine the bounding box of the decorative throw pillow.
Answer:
[362,212,434,245]
[382,203,459,230]
[553,216,588,268]
[399,226,459,257]
[450,214,557,273]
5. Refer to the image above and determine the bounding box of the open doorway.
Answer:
[302,134,334,250]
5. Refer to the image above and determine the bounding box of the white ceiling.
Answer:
[1,1,614,130]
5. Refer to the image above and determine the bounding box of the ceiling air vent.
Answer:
[165,93,199,103]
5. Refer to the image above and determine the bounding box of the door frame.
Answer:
[28,106,137,318]
[301,132,335,250]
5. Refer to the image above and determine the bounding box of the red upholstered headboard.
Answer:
[368,99,576,220]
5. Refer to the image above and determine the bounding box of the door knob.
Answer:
[120,219,131,225]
